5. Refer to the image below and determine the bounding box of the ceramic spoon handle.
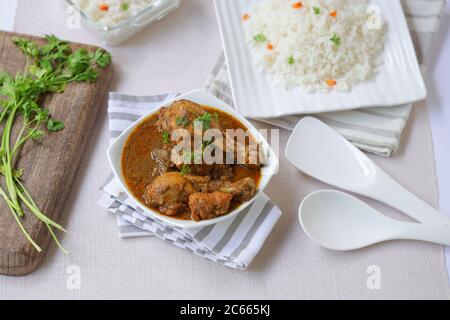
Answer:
[399,224,450,246]
[367,171,450,225]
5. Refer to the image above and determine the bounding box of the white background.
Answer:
[0,0,449,290]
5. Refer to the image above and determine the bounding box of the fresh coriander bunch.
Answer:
[0,34,112,253]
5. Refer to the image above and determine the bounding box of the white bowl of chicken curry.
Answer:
[107,89,278,228]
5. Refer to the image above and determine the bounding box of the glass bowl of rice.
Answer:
[64,0,181,45]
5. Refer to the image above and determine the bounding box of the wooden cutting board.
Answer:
[0,31,113,276]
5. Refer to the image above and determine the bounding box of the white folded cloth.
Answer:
[99,92,281,270]
[206,0,447,157]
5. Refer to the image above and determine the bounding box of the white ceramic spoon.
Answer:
[299,190,450,251]
[285,117,450,225]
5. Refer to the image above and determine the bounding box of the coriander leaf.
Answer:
[19,101,39,116]
[93,49,112,68]
[44,34,66,46]
[30,129,44,141]
[162,131,170,144]
[313,7,321,14]
[253,33,267,42]
[288,56,295,65]
[196,112,212,130]
[29,65,47,79]
[120,3,130,11]
[213,112,219,123]
[41,34,71,57]
[330,33,341,46]
[67,48,91,74]
[0,73,14,97]
[75,68,99,82]
[0,71,12,86]
[47,119,65,132]
[180,165,191,175]
[34,108,50,122]
[12,168,23,179]
[47,82,68,93]
[13,37,39,58]
[40,60,53,73]
[176,116,189,127]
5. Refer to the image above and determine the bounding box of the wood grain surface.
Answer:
[0,31,113,276]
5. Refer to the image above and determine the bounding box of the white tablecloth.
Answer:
[0,0,449,299]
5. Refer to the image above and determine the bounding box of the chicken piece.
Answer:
[184,174,211,193]
[211,164,233,181]
[185,171,235,193]
[189,192,233,221]
[219,177,256,202]
[158,100,265,169]
[144,172,196,216]
[157,99,220,136]
[145,173,257,221]
[188,177,257,221]
[150,149,170,178]
[144,172,224,216]
[158,100,221,174]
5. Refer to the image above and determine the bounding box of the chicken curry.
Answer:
[122,99,264,221]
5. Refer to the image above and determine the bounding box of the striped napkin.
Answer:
[206,0,447,157]
[98,92,281,270]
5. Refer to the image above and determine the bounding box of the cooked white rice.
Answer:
[73,0,155,28]
[243,0,386,91]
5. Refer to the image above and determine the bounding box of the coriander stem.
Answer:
[12,119,40,156]
[1,105,22,216]
[46,224,70,255]
[13,115,29,152]
[14,178,67,233]
[0,186,41,252]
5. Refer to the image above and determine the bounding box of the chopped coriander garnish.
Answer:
[313,7,321,15]
[120,3,130,11]
[176,116,189,127]
[180,165,191,175]
[288,56,295,65]
[196,112,212,130]
[253,33,267,43]
[162,131,170,144]
[330,33,341,46]
[213,112,219,123]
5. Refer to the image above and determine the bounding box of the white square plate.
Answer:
[213,0,426,118]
